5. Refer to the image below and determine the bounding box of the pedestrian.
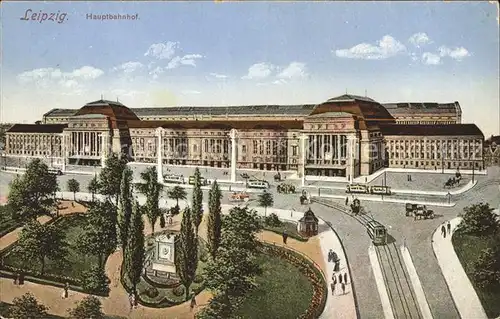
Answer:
[330,281,335,295]
[341,282,346,295]
[19,272,24,285]
[447,221,451,234]
[282,230,288,244]
[344,273,348,284]
[71,202,75,207]
[168,215,173,225]
[132,292,137,309]
[328,249,333,262]
[62,282,69,299]
[345,197,349,206]
[338,273,343,284]
[441,225,446,238]
[365,177,368,183]
[334,260,340,272]
[128,293,134,310]
[13,273,19,285]
[332,274,337,285]
[410,175,412,182]
[190,295,197,311]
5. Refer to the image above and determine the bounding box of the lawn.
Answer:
[2,214,98,280]
[452,229,500,318]
[234,252,314,319]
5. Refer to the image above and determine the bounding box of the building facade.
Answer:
[5,94,483,180]
[484,135,500,167]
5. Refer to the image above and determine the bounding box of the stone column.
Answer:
[300,133,307,187]
[156,127,164,183]
[347,135,356,184]
[230,129,237,183]
[61,133,66,173]
[337,135,341,161]
[100,132,107,168]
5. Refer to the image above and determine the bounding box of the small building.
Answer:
[297,208,319,237]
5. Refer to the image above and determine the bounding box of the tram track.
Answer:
[312,197,423,319]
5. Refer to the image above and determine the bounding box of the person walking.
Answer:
[282,230,288,244]
[328,249,333,262]
[338,273,343,284]
[13,273,19,285]
[344,273,348,284]
[441,225,446,238]
[332,275,337,285]
[447,221,451,235]
[330,281,336,295]
[345,197,349,206]
[62,282,69,299]
[128,293,134,310]
[190,295,197,311]
[341,282,346,295]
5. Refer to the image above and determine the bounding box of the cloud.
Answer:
[166,54,204,69]
[335,35,406,60]
[17,66,104,89]
[144,42,179,60]
[209,72,228,79]
[438,46,471,61]
[149,66,164,79]
[277,62,307,79]
[181,90,201,95]
[422,52,441,65]
[113,61,144,73]
[408,32,432,47]
[242,62,276,79]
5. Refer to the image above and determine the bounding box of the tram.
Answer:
[247,180,270,189]
[346,184,369,194]
[164,175,184,184]
[366,220,387,245]
[188,176,208,186]
[369,186,391,195]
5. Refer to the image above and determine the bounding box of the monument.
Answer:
[151,232,177,277]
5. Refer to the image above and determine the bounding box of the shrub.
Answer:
[199,254,208,263]
[172,285,185,297]
[80,266,110,295]
[170,206,180,216]
[264,213,282,227]
[193,274,204,284]
[145,287,159,298]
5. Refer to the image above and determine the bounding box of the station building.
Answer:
[4,94,484,180]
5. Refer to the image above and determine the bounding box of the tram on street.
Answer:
[188,176,208,186]
[366,220,387,245]
[247,180,270,189]
[369,185,391,195]
[346,184,369,194]
[164,174,185,184]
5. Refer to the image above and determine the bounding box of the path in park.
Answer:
[0,200,328,319]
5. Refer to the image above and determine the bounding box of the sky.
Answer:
[1,1,499,136]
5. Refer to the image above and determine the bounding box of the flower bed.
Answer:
[259,243,327,318]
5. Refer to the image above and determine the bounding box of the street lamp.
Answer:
[447,191,451,204]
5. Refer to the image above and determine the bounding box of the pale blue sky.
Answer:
[1,1,499,135]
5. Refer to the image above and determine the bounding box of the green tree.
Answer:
[258,191,274,217]
[125,199,145,293]
[207,181,222,259]
[99,154,128,206]
[459,202,499,235]
[473,246,500,290]
[77,200,118,268]
[68,295,105,319]
[136,166,163,234]
[202,206,263,316]
[9,293,48,319]
[168,185,187,210]
[7,159,59,220]
[175,207,199,301]
[87,175,100,202]
[14,220,68,274]
[118,168,133,249]
[191,167,204,236]
[80,265,110,295]
[67,178,80,201]
[195,294,233,319]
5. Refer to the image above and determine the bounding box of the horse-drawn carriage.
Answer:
[300,190,310,205]
[350,198,364,215]
[405,203,434,220]
[274,172,282,182]
[277,183,295,194]
[229,192,250,202]
[444,173,462,188]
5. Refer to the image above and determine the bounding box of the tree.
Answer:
[207,181,222,260]
[99,154,128,206]
[77,200,118,268]
[7,159,59,220]
[191,167,204,236]
[118,168,133,249]
[9,293,48,319]
[14,220,68,274]
[459,202,499,235]
[80,265,110,295]
[202,206,263,316]
[67,178,80,201]
[473,246,500,290]
[68,295,104,319]
[87,175,100,202]
[168,185,187,210]
[136,166,163,234]
[175,207,199,301]
[258,191,274,217]
[125,199,145,293]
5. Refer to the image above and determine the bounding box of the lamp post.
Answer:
[472,164,475,183]
[447,191,451,204]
